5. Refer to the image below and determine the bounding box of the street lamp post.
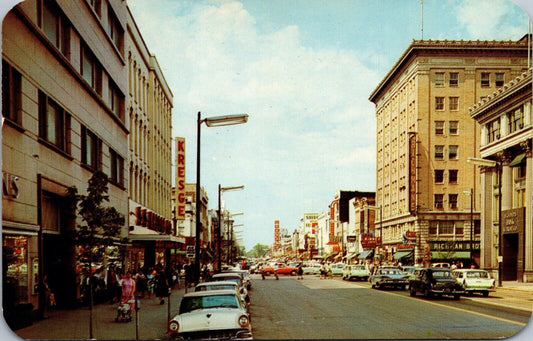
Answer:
[467,157,502,287]
[195,112,248,283]
[218,185,244,272]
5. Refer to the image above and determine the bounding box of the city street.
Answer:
[8,273,533,340]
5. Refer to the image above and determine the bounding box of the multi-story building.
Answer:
[469,68,532,282]
[125,4,176,270]
[347,193,376,262]
[369,38,530,267]
[298,212,318,258]
[2,0,129,316]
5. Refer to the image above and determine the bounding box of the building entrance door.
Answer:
[502,233,518,281]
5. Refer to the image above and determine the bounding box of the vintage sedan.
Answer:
[342,264,370,281]
[452,269,495,297]
[194,281,249,308]
[168,290,252,339]
[261,263,298,275]
[409,268,464,299]
[369,267,409,289]
[211,273,250,303]
[330,263,346,276]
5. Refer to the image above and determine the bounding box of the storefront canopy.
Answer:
[430,251,470,260]
[358,249,374,259]
[509,153,526,167]
[393,250,413,260]
[128,225,185,243]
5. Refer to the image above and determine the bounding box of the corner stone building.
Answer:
[368,38,530,268]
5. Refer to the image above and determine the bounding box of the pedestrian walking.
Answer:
[297,263,304,280]
[146,268,155,299]
[154,270,169,304]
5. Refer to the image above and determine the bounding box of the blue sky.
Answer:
[2,0,530,252]
[126,0,531,251]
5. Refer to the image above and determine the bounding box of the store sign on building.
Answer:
[502,208,525,234]
[429,240,480,251]
[175,137,186,219]
[2,172,19,199]
[402,230,416,245]
[360,233,381,248]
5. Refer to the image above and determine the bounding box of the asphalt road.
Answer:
[250,274,531,339]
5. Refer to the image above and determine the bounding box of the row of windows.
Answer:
[434,71,505,88]
[434,169,458,183]
[434,194,459,209]
[2,59,125,187]
[428,220,481,236]
[435,121,459,135]
[435,96,459,111]
[434,145,458,160]
[38,0,125,121]
[486,104,526,143]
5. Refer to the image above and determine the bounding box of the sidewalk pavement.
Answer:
[499,281,533,292]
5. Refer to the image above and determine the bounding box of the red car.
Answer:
[261,263,298,276]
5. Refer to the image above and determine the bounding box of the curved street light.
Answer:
[195,112,248,283]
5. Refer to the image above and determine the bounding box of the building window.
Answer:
[81,125,100,170]
[429,221,438,235]
[88,0,101,17]
[38,0,70,56]
[455,221,464,235]
[38,90,71,154]
[108,80,125,121]
[435,72,445,87]
[107,7,124,55]
[434,194,444,209]
[449,121,458,135]
[2,60,22,126]
[507,106,524,134]
[449,72,459,87]
[449,170,458,183]
[435,170,444,183]
[481,72,490,87]
[435,97,444,110]
[449,97,459,111]
[435,121,444,135]
[486,118,500,143]
[81,45,102,94]
[448,145,458,159]
[439,221,453,234]
[449,194,458,209]
[110,148,124,186]
[514,163,526,208]
[495,72,505,87]
[435,145,444,159]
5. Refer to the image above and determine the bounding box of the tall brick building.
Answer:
[369,38,530,266]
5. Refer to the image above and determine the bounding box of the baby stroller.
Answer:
[115,298,135,322]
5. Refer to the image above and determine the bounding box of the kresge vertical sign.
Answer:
[175,137,186,219]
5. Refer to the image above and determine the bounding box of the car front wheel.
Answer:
[409,286,416,296]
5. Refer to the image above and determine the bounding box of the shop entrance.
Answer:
[43,233,76,308]
[502,233,518,281]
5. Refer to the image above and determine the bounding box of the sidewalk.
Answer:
[499,281,533,292]
[4,285,190,340]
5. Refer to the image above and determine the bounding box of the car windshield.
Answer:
[214,277,242,286]
[195,284,237,292]
[466,271,490,279]
[179,294,239,314]
[432,270,452,278]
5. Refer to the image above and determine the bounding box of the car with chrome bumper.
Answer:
[342,265,370,281]
[369,267,409,289]
[409,268,464,299]
[452,269,495,297]
[168,290,252,339]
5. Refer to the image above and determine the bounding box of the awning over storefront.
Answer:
[128,225,185,243]
[358,249,374,259]
[430,251,470,260]
[345,253,358,261]
[509,153,526,167]
[393,250,413,260]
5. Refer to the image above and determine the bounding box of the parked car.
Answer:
[168,290,252,339]
[369,267,409,289]
[302,262,321,275]
[400,266,421,280]
[261,263,298,276]
[342,265,370,281]
[452,269,495,297]
[194,281,249,307]
[409,267,464,299]
[430,262,450,268]
[330,263,346,276]
[211,273,249,303]
[222,269,252,290]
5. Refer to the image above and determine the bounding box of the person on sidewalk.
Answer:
[155,269,169,304]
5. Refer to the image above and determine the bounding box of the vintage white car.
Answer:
[452,269,495,297]
[194,281,249,308]
[168,290,252,339]
[342,264,370,281]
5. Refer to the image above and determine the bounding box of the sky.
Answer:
[0,0,530,252]
[124,0,532,252]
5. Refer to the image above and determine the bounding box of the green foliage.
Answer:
[245,243,270,258]
[67,171,125,263]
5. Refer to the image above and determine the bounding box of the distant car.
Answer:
[452,269,495,297]
[342,264,370,281]
[261,263,298,276]
[194,281,249,307]
[409,267,464,299]
[222,269,252,290]
[369,267,409,289]
[168,290,252,339]
[211,273,250,303]
[302,262,321,275]
[430,262,450,268]
[400,266,420,280]
[330,263,346,276]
